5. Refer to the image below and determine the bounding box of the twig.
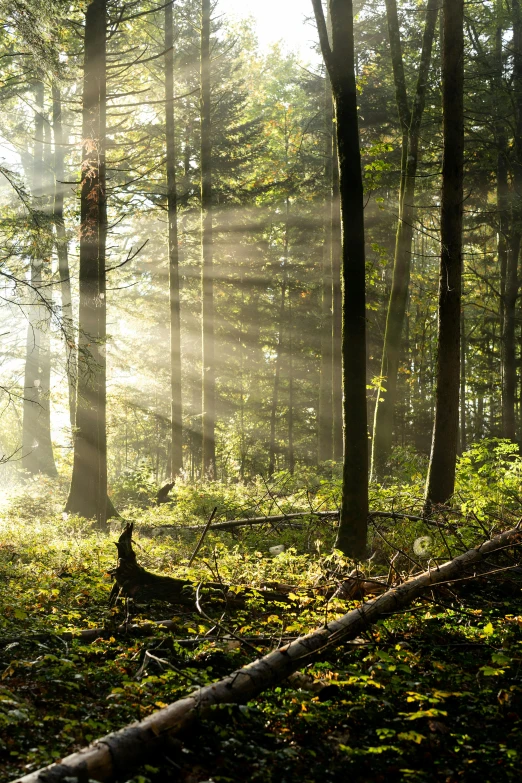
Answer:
[188,507,218,566]
[195,583,259,654]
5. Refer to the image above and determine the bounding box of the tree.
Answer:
[425,0,465,507]
[52,84,76,429]
[318,75,334,464]
[65,0,108,525]
[371,0,438,479]
[21,80,57,477]
[501,0,522,442]
[200,0,216,479]
[165,0,183,477]
[312,0,368,558]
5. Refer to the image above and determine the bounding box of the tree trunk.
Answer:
[268,278,286,476]
[371,0,438,479]
[502,0,522,442]
[288,284,295,474]
[165,1,183,477]
[318,79,334,463]
[35,115,58,477]
[65,0,108,526]
[460,310,467,454]
[200,0,216,479]
[16,524,522,783]
[22,81,45,475]
[425,0,464,507]
[331,137,343,461]
[22,81,57,477]
[52,84,77,430]
[313,0,368,558]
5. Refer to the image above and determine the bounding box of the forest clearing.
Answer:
[1,0,522,781]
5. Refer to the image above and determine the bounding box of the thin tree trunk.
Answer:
[318,80,334,463]
[331,138,343,461]
[460,310,467,454]
[502,0,522,442]
[165,1,183,476]
[288,284,295,474]
[200,0,216,479]
[65,0,108,526]
[313,0,368,558]
[22,81,45,475]
[425,0,465,507]
[503,236,520,441]
[268,278,286,476]
[34,114,58,477]
[52,84,77,430]
[371,0,438,479]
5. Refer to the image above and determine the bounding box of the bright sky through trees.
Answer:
[220,0,316,57]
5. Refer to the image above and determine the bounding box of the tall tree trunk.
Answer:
[502,0,522,442]
[318,79,334,463]
[268,279,286,476]
[288,284,295,474]
[200,0,215,479]
[52,84,77,430]
[65,0,108,526]
[22,81,57,477]
[371,0,438,479]
[35,114,58,477]
[331,138,343,461]
[313,0,368,558]
[425,0,464,507]
[165,1,183,477]
[22,82,44,475]
[460,310,467,454]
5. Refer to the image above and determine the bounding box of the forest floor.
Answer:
[1,449,522,782]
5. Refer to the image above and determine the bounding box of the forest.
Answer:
[1,0,522,780]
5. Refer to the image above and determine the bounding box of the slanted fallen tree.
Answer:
[13,523,522,783]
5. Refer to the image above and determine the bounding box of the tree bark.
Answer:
[460,310,467,454]
[268,278,286,476]
[22,81,57,477]
[200,0,216,479]
[312,0,368,558]
[22,81,44,475]
[52,84,77,430]
[318,78,334,463]
[288,285,295,474]
[425,0,465,507]
[502,0,522,442]
[331,137,343,461]
[15,524,522,783]
[165,1,183,476]
[371,0,438,479]
[65,0,108,526]
[35,114,58,477]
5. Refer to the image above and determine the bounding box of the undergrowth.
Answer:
[0,441,521,782]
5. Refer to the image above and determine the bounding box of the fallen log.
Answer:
[13,524,522,783]
[150,509,433,535]
[153,509,338,533]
